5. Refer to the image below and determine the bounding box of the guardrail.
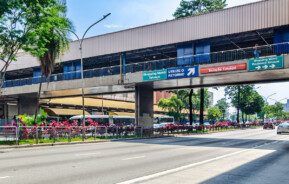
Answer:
[3,42,289,88]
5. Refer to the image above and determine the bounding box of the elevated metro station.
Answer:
[1,0,289,128]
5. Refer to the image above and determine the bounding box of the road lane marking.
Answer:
[117,140,280,184]
[0,176,10,179]
[75,152,100,157]
[122,156,146,161]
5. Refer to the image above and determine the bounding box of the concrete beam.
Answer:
[3,55,289,97]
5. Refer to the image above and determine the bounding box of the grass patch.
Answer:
[0,135,142,146]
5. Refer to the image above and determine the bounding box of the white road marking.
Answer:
[117,141,280,184]
[122,156,146,161]
[0,176,10,179]
[75,152,100,157]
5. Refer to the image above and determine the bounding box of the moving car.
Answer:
[263,123,275,130]
[277,122,289,134]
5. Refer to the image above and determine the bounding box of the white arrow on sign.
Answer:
[270,64,276,69]
[263,65,268,69]
[255,66,261,70]
[187,68,196,76]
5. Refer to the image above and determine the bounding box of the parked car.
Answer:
[277,122,289,134]
[263,123,275,130]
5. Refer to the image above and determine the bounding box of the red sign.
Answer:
[200,63,247,74]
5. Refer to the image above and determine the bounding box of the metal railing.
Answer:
[0,126,145,145]
[3,42,289,88]
[0,124,263,145]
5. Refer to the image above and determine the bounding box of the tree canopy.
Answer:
[158,95,185,122]
[225,85,265,122]
[0,0,73,86]
[262,103,287,120]
[158,89,212,123]
[173,0,227,18]
[207,106,222,123]
[216,98,229,120]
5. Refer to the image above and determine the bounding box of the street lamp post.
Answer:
[262,93,277,123]
[65,13,111,139]
[269,97,287,103]
[264,93,277,104]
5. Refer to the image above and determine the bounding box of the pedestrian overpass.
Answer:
[2,0,289,128]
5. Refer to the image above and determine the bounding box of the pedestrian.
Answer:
[253,44,261,58]
[12,115,17,126]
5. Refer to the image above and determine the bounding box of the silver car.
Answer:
[277,122,289,134]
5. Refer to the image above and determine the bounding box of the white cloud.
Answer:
[104,24,122,29]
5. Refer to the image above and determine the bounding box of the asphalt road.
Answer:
[0,128,288,184]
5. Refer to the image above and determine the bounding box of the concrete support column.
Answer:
[18,94,38,115]
[200,88,205,126]
[135,83,154,131]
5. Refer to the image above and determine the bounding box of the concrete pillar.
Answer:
[200,88,205,126]
[135,83,154,130]
[18,94,38,115]
[8,104,18,120]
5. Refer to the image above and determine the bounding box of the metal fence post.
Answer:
[53,127,56,143]
[105,127,108,139]
[35,126,39,144]
[82,126,85,142]
[68,127,71,143]
[94,126,97,141]
[15,126,19,145]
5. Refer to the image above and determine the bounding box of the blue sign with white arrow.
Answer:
[167,66,199,79]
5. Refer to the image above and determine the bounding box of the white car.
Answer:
[277,122,289,134]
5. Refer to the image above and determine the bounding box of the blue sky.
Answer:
[66,0,261,38]
[66,0,289,106]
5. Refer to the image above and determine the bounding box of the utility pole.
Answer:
[62,13,111,140]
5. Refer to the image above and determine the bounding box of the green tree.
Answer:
[263,103,286,120]
[173,0,227,18]
[158,95,185,123]
[216,98,229,120]
[225,85,265,123]
[28,1,73,123]
[0,0,72,92]
[207,106,222,123]
[173,89,211,124]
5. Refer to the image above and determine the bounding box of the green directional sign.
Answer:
[143,69,167,81]
[248,56,284,72]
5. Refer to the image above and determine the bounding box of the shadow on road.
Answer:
[200,143,289,184]
[116,133,289,151]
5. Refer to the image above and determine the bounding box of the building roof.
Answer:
[7,0,289,71]
[62,0,289,60]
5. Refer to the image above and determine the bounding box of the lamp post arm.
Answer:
[80,13,111,48]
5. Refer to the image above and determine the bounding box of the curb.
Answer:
[111,135,173,141]
[0,136,172,150]
[0,140,110,150]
